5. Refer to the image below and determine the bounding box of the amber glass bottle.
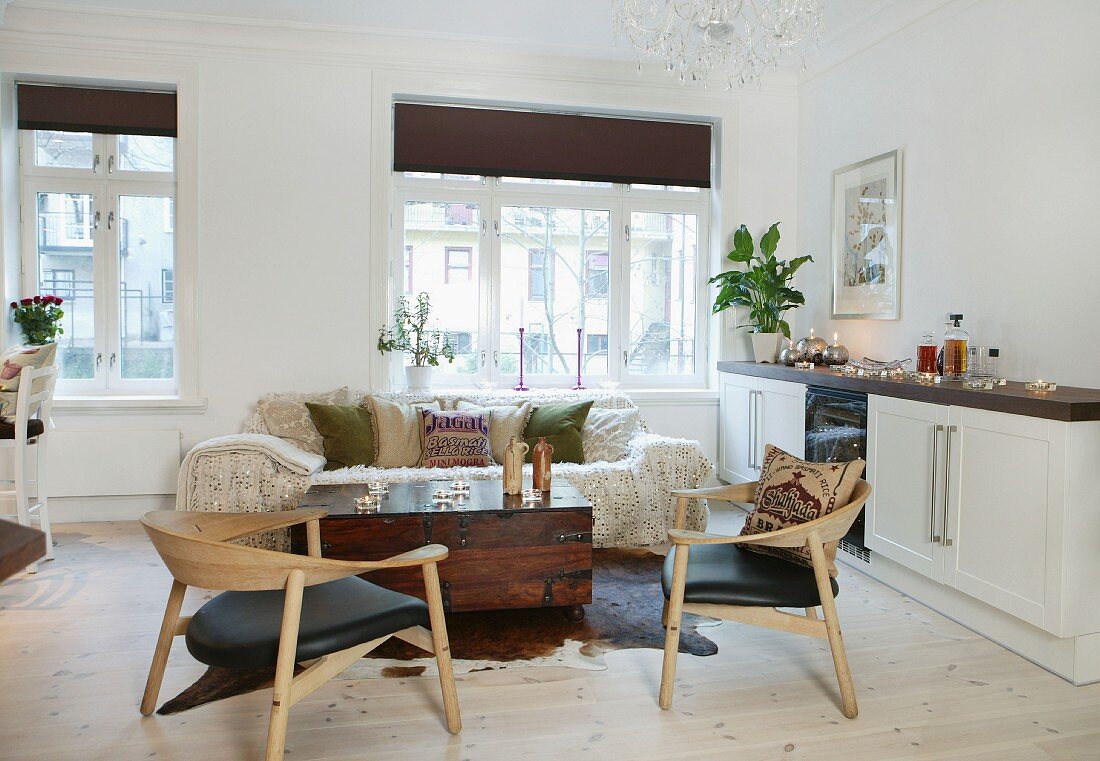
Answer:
[942,314,969,380]
[532,437,554,492]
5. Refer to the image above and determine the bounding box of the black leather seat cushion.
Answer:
[186,576,430,669]
[662,544,839,608]
[0,418,44,439]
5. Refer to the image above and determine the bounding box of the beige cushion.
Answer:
[258,387,350,455]
[367,396,441,468]
[740,444,865,576]
[0,343,57,418]
[456,400,533,464]
[581,407,640,462]
[419,409,493,468]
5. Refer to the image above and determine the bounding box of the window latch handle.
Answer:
[109,352,117,368]
[93,211,101,231]
[93,154,101,173]
[107,211,114,230]
[107,154,115,174]
[493,350,499,367]
[623,350,629,367]
[95,353,103,370]
[480,350,487,368]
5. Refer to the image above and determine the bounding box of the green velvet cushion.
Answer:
[305,403,375,470]
[522,401,593,464]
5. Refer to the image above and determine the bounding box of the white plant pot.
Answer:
[404,365,433,390]
[750,332,782,363]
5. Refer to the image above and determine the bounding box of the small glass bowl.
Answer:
[520,488,542,504]
[451,480,471,495]
[432,489,455,507]
[366,481,389,495]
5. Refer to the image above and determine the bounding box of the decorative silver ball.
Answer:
[823,343,850,366]
[779,344,799,366]
[795,335,828,364]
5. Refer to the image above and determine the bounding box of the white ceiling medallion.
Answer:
[613,0,824,88]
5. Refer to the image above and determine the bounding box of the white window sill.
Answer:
[52,396,208,414]
[625,389,719,405]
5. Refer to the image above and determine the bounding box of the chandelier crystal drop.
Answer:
[613,0,824,88]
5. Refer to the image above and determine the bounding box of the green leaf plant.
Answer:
[377,291,457,367]
[709,222,813,339]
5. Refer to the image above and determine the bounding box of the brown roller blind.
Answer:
[393,103,711,188]
[17,84,177,137]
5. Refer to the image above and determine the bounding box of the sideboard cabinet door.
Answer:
[757,377,807,461]
[718,373,756,483]
[867,395,949,583]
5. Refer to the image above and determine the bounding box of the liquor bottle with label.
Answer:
[942,313,968,380]
[917,330,938,376]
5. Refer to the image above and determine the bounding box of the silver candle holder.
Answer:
[431,489,455,507]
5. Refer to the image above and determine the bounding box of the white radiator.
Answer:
[46,429,181,497]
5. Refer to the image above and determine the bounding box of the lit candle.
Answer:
[833,332,839,346]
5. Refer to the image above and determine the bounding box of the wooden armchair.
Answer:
[140,509,461,761]
[660,480,871,719]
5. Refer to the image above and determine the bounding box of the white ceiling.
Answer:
[7,0,891,59]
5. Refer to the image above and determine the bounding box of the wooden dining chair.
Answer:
[660,479,871,719]
[140,508,461,761]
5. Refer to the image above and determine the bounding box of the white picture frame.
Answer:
[831,150,902,320]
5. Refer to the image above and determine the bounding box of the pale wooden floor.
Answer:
[1,513,1097,761]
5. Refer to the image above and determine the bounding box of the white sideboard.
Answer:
[717,364,1100,684]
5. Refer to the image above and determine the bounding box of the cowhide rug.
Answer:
[157,548,718,715]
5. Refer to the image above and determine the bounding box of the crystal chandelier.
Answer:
[613,0,824,88]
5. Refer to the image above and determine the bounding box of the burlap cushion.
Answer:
[456,400,533,464]
[740,444,865,576]
[258,387,350,455]
[419,409,493,468]
[367,396,441,468]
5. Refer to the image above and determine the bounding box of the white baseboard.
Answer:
[47,495,175,523]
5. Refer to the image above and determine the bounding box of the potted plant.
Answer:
[709,222,812,363]
[10,295,65,346]
[377,291,456,390]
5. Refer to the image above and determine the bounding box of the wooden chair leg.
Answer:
[13,443,36,574]
[808,539,857,719]
[141,580,187,715]
[34,440,54,560]
[266,570,305,761]
[423,562,461,734]
[661,598,669,628]
[804,607,817,619]
[659,545,689,710]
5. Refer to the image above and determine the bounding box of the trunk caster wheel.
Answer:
[563,605,585,622]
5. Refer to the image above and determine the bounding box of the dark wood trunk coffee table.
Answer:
[291,479,593,620]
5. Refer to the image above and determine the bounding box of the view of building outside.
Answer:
[31,129,175,382]
[402,193,699,380]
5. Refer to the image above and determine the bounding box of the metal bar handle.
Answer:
[748,391,756,470]
[930,424,943,543]
[942,425,956,547]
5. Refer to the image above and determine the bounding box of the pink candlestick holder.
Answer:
[572,327,586,390]
[514,327,529,391]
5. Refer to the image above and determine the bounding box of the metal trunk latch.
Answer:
[440,581,452,611]
[422,514,434,545]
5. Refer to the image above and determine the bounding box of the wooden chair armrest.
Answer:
[671,482,757,503]
[668,529,752,546]
[353,543,450,572]
[143,508,329,544]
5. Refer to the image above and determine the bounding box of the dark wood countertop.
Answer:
[716,361,1100,422]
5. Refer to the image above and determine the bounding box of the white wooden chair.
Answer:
[660,479,872,719]
[0,364,58,574]
[140,508,461,761]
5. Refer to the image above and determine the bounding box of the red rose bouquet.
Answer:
[10,294,65,345]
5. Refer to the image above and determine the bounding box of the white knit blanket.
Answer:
[179,433,325,478]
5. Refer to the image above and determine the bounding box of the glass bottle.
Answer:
[942,313,968,380]
[532,436,554,492]
[917,330,937,375]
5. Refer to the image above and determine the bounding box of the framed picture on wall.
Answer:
[831,149,901,319]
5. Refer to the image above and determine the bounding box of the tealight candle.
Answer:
[451,480,471,494]
[367,481,388,495]
[1025,380,1057,392]
[431,489,455,507]
[354,494,381,514]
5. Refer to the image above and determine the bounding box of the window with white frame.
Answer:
[392,175,708,387]
[20,128,177,393]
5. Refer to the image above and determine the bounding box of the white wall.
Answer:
[796,0,1100,387]
[0,5,801,506]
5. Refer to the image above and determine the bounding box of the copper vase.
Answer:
[532,436,554,492]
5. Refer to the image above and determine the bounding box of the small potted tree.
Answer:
[710,223,812,363]
[377,292,456,390]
